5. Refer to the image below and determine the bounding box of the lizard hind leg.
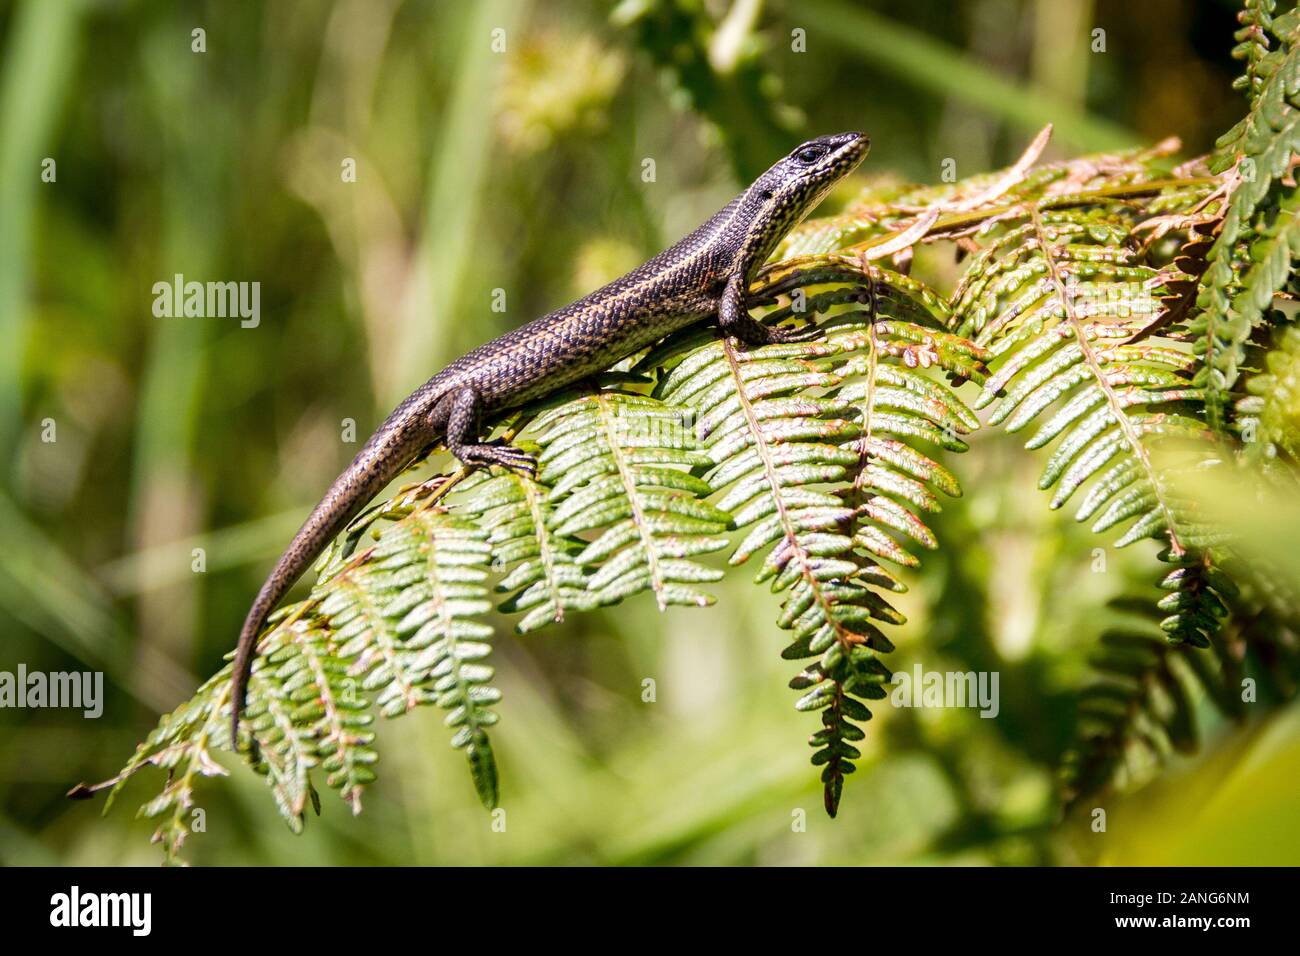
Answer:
[433,386,537,477]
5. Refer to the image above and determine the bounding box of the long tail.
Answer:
[229,422,429,748]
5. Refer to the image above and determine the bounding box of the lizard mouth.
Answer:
[829,131,871,170]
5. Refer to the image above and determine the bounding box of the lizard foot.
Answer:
[725,315,821,347]
[763,321,824,344]
[459,439,538,478]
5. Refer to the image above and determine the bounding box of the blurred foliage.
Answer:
[2,0,1300,867]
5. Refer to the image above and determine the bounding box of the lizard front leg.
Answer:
[430,386,537,476]
[718,272,820,346]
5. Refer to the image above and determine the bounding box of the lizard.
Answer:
[228,131,870,747]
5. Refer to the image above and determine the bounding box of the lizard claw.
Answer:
[500,452,538,479]
[763,321,823,344]
[727,317,822,347]
[476,440,538,478]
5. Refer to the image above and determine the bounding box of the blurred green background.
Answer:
[2,0,1296,865]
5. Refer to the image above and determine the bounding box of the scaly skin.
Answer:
[229,131,870,746]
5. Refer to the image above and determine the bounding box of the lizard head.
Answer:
[741,131,870,271]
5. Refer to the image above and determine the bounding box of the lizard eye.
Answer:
[793,144,828,165]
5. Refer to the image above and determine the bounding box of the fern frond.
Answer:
[103,670,233,863]
[1062,592,1300,808]
[957,199,1237,649]
[1232,0,1277,103]
[455,466,599,631]
[652,327,876,816]
[647,257,985,814]
[1198,14,1300,424]
[1240,322,1300,462]
[778,137,1192,261]
[1234,604,1300,701]
[529,389,731,610]
[1235,183,1300,337]
[1213,20,1300,182]
[242,619,376,821]
[318,552,432,720]
[317,508,499,807]
[1061,628,1208,807]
